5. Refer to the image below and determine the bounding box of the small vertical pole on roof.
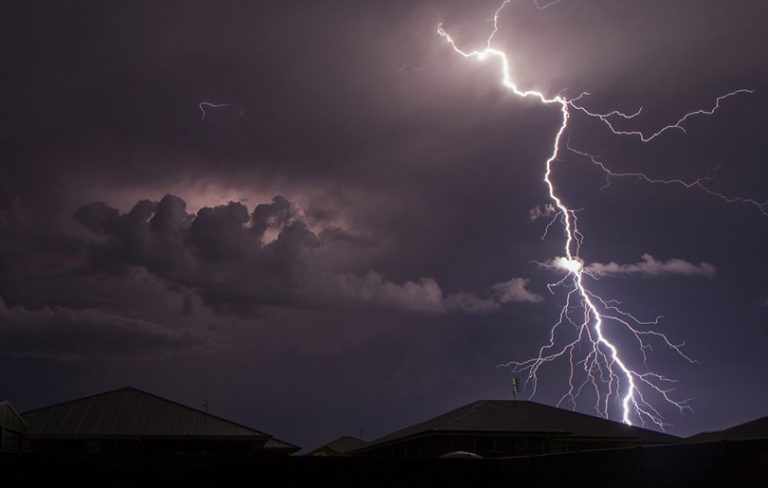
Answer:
[511,377,519,401]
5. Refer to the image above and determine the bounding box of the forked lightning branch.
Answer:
[438,0,757,428]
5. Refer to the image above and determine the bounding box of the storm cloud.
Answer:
[0,297,202,360]
[1,0,767,449]
[73,194,542,315]
[586,254,717,279]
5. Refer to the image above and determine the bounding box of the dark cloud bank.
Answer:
[0,297,200,360]
[73,194,542,315]
[1,0,768,447]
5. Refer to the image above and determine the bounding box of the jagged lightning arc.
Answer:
[199,101,244,120]
[438,0,757,427]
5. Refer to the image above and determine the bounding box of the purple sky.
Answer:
[1,0,767,448]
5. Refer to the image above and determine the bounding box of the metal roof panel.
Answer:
[21,387,296,451]
[368,400,678,448]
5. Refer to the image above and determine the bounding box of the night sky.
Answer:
[2,0,767,448]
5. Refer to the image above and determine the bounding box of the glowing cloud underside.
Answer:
[438,0,757,427]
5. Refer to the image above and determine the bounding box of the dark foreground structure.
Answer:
[2,439,767,487]
[19,387,299,455]
[3,389,768,486]
[0,401,27,452]
[306,436,368,456]
[689,414,768,443]
[355,399,678,458]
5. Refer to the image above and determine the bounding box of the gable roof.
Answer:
[0,401,28,433]
[21,387,297,450]
[365,400,678,449]
[306,436,368,455]
[689,414,768,442]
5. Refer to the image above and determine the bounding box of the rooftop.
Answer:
[306,436,368,455]
[21,386,298,451]
[364,400,678,449]
[689,414,768,442]
[0,400,28,433]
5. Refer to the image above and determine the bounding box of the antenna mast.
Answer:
[511,377,519,400]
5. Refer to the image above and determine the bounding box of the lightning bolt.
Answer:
[398,64,425,72]
[199,101,243,120]
[568,144,768,217]
[438,0,755,427]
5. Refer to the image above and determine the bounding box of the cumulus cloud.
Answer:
[529,204,556,221]
[335,273,542,314]
[585,254,716,278]
[0,297,202,360]
[335,272,446,314]
[444,278,544,313]
[73,194,543,315]
[491,278,544,303]
[444,292,501,314]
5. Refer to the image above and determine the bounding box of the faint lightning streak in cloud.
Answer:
[199,101,243,120]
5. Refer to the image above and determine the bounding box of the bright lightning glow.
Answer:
[553,256,583,274]
[438,0,754,427]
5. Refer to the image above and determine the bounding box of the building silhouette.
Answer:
[354,399,678,458]
[4,390,768,486]
[0,401,27,453]
[306,436,368,456]
[19,387,299,455]
[688,414,768,443]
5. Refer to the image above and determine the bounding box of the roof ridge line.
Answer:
[703,414,768,436]
[433,400,488,431]
[121,387,273,438]
[20,386,136,415]
[0,400,28,427]
[484,399,679,438]
[21,386,300,448]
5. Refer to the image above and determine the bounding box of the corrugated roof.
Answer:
[367,400,678,448]
[325,436,368,453]
[306,436,368,455]
[21,387,297,450]
[265,437,301,450]
[0,401,28,433]
[688,414,768,442]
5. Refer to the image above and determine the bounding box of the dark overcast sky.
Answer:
[1,0,767,448]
